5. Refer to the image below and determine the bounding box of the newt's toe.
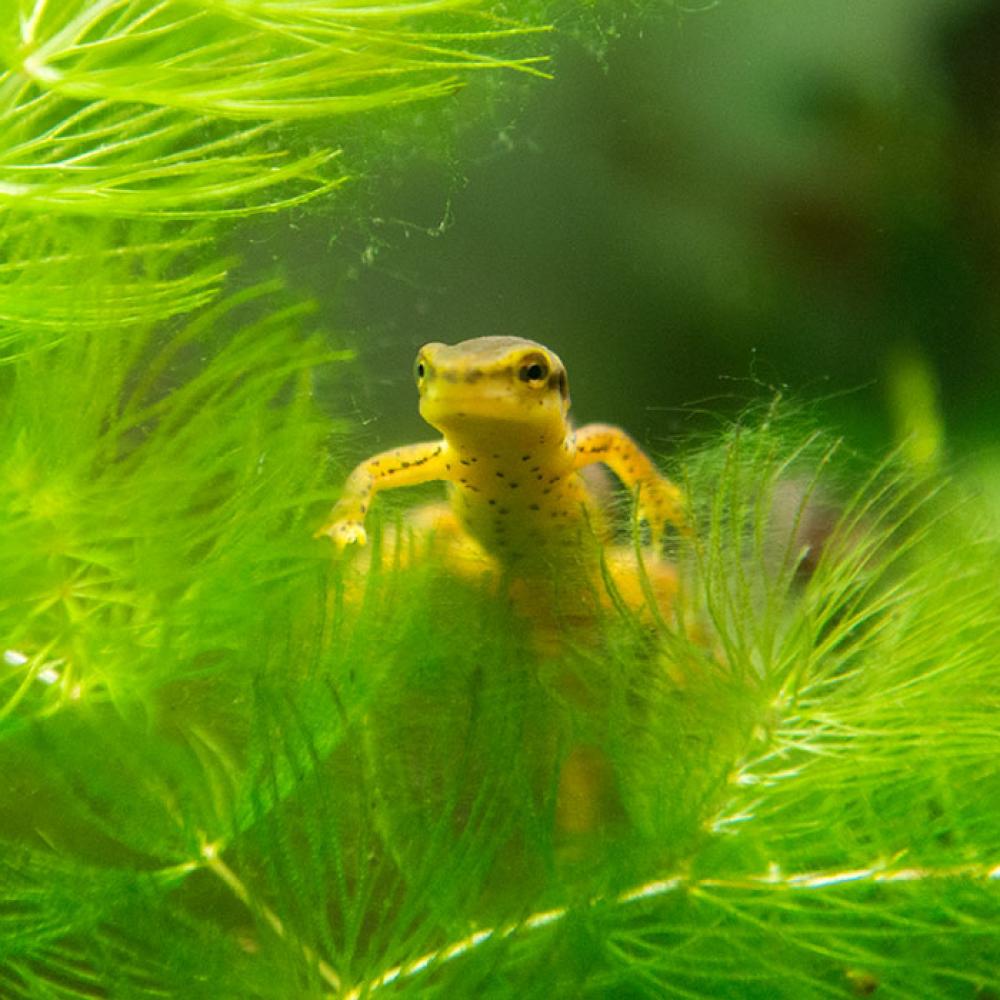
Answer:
[316,520,368,550]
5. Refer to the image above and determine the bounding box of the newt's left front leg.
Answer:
[316,441,451,549]
[573,423,686,548]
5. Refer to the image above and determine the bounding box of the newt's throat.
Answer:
[443,437,597,570]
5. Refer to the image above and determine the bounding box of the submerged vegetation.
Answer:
[1,2,998,998]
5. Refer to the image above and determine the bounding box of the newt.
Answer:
[318,337,690,848]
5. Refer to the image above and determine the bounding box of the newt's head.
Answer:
[415,336,570,439]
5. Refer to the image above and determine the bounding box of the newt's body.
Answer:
[319,337,688,848]
[318,336,685,592]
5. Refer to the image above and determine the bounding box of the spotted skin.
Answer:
[317,337,685,574]
[317,442,450,549]
[571,424,687,551]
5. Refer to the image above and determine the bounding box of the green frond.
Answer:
[5,0,549,121]
[0,85,347,218]
[0,218,227,355]
[0,845,277,998]
[0,282,348,726]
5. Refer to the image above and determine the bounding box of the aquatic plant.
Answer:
[1,2,998,997]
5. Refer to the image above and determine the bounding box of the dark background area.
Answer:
[258,0,1000,464]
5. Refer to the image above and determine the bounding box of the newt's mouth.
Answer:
[421,388,547,425]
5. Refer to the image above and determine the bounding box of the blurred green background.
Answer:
[258,0,999,466]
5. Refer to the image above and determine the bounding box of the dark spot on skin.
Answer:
[400,461,410,469]
[529,504,540,511]
[548,477,560,484]
[536,474,545,481]
[496,471,504,478]
[521,455,530,461]
[530,466,540,472]
[464,369,483,383]
[499,508,509,515]
[460,459,471,466]
[492,453,500,459]
[550,511,558,518]
[459,477,467,484]
[360,505,366,513]
[445,464,451,471]
[372,460,381,467]
[488,499,496,506]
[509,482,519,489]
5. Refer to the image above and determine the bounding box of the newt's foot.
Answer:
[315,519,368,549]
[638,476,688,547]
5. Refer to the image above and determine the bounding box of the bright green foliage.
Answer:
[1,2,998,999]
[0,219,228,354]
[1,280,342,720]
[3,384,998,996]
[0,0,549,352]
[0,0,547,216]
[4,0,550,118]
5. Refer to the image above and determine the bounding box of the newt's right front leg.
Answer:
[315,441,451,549]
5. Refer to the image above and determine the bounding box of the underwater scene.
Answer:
[1,0,998,997]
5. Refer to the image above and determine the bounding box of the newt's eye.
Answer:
[415,360,426,382]
[519,359,549,385]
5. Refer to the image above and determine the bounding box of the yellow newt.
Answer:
[319,337,690,848]
[317,336,686,580]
